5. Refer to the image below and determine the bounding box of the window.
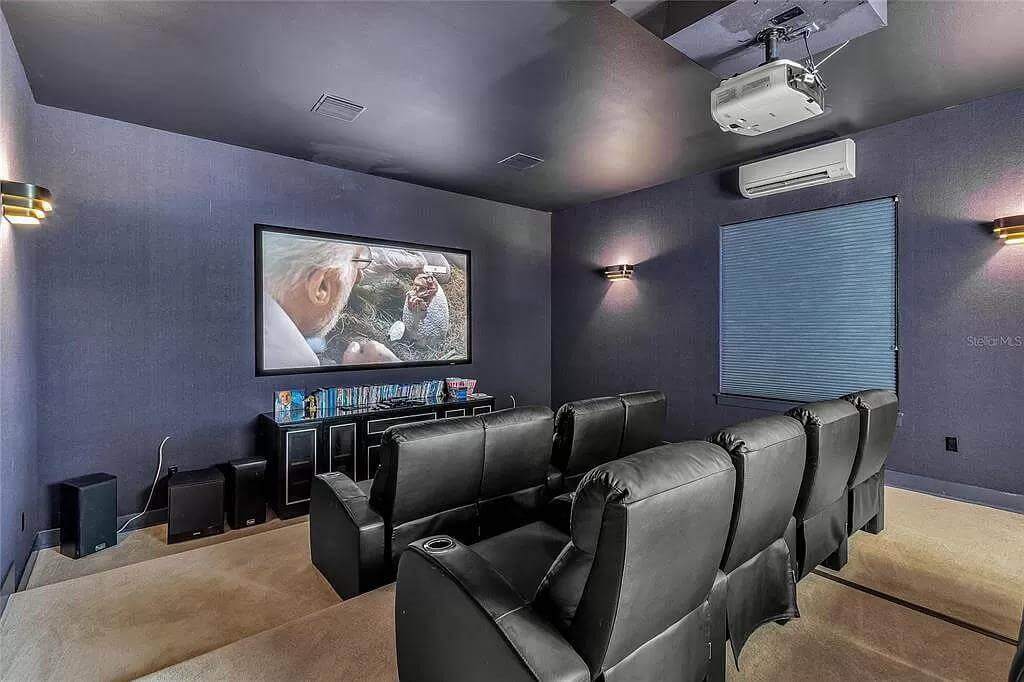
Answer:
[719,197,897,403]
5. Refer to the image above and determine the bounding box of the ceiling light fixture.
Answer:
[603,264,635,281]
[2,181,53,226]
[994,214,1024,245]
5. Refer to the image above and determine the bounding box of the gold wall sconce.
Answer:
[603,264,635,281]
[2,181,53,226]
[994,214,1024,245]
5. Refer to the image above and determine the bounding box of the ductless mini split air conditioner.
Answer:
[738,139,856,198]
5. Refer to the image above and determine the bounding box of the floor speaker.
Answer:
[167,467,225,544]
[59,473,117,559]
[222,457,267,529]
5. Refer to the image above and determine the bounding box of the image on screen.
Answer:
[256,225,470,374]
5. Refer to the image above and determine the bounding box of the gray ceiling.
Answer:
[4,1,1024,211]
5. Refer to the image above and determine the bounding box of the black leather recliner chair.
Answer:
[549,391,667,493]
[395,441,736,682]
[310,406,554,598]
[707,415,805,668]
[841,389,898,536]
[786,399,861,578]
[545,391,666,531]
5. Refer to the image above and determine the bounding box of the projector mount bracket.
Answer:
[752,23,849,90]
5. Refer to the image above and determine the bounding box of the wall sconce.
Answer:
[2,181,53,226]
[603,264,635,281]
[994,215,1024,245]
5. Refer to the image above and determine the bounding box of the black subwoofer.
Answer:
[59,473,117,559]
[167,467,225,544]
[222,457,267,529]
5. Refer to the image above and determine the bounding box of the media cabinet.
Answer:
[257,395,496,518]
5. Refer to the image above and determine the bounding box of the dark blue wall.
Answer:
[27,104,550,523]
[0,11,41,595]
[552,88,1024,495]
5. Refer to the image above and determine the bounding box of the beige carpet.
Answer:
[730,573,1014,681]
[24,514,306,590]
[143,575,1012,682]
[142,586,398,682]
[820,486,1024,639]
[0,522,340,681]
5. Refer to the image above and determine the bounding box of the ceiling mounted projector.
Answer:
[614,1,888,137]
[711,58,823,136]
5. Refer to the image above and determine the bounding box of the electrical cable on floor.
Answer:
[117,435,170,533]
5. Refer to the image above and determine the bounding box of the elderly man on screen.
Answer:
[261,233,401,370]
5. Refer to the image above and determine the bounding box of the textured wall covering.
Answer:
[552,88,1024,495]
[27,106,550,522]
[0,10,40,593]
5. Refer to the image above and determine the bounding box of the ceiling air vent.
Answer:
[498,153,544,171]
[311,93,366,122]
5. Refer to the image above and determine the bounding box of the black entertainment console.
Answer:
[257,395,495,518]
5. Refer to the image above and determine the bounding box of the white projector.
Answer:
[711,59,824,136]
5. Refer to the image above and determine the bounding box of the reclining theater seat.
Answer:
[546,391,667,530]
[550,396,626,494]
[707,415,806,664]
[309,406,554,599]
[842,389,899,536]
[395,441,736,682]
[786,399,861,578]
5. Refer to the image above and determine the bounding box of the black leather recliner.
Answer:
[395,441,736,682]
[549,391,667,493]
[310,406,554,598]
[841,389,898,536]
[707,415,805,668]
[545,391,666,531]
[786,399,861,578]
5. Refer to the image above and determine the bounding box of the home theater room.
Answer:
[1,0,1022,680]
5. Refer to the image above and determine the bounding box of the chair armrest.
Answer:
[543,492,574,535]
[546,466,564,495]
[310,472,386,599]
[396,537,590,682]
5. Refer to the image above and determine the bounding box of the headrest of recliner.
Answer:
[479,406,554,497]
[618,390,667,456]
[709,415,806,459]
[552,396,625,478]
[841,388,898,412]
[786,399,860,521]
[570,441,733,554]
[788,399,859,429]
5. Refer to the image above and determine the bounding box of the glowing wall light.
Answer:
[2,181,53,226]
[994,214,1024,245]
[603,264,635,281]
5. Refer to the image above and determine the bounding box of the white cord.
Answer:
[510,394,517,408]
[117,436,169,533]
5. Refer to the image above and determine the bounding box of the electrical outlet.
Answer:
[896,411,904,427]
[168,466,179,476]
[945,436,958,453]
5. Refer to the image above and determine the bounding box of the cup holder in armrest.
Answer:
[423,536,457,554]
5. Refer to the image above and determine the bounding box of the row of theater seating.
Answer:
[390,388,898,682]
[309,391,669,600]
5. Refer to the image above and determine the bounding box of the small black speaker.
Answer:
[167,467,225,544]
[222,457,267,529]
[59,473,117,559]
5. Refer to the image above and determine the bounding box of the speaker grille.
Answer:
[311,93,366,122]
[498,153,544,171]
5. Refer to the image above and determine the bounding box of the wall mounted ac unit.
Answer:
[739,139,856,198]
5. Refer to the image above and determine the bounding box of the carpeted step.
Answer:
[0,522,340,681]
[140,585,398,682]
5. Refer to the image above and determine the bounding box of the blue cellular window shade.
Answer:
[720,197,897,403]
